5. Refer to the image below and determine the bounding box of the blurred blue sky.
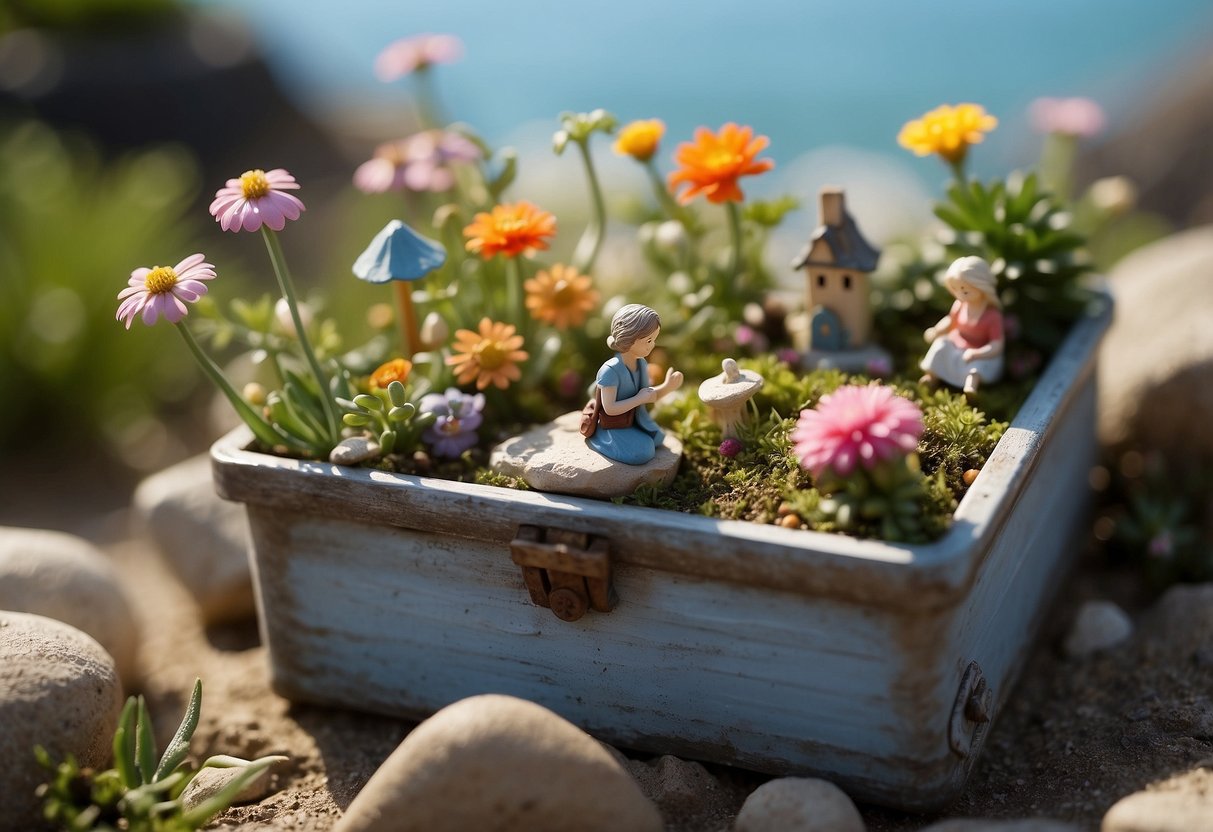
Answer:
[190,0,1213,174]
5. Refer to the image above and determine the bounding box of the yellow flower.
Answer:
[524,264,599,331]
[668,123,774,205]
[370,358,412,389]
[463,201,556,260]
[897,103,998,164]
[613,119,665,162]
[446,318,529,390]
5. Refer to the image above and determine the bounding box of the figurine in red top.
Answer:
[920,256,1004,399]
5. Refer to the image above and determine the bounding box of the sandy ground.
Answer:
[96,515,1212,832]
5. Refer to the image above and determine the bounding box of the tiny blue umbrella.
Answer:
[353,219,447,356]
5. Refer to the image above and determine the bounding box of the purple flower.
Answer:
[420,387,485,458]
[116,253,215,328]
[776,348,800,366]
[734,324,769,354]
[354,131,482,194]
[1029,97,1106,138]
[209,169,305,233]
[374,34,463,82]
[1147,530,1174,560]
[719,438,743,458]
[864,356,892,378]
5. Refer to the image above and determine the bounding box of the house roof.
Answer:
[791,206,881,273]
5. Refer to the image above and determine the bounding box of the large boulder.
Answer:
[0,611,124,832]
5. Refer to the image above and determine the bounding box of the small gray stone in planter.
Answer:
[133,453,254,625]
[329,436,380,465]
[1063,599,1134,657]
[0,611,123,832]
[334,693,662,832]
[0,526,138,684]
[180,762,280,811]
[490,411,682,499]
[733,777,864,832]
[1102,788,1213,832]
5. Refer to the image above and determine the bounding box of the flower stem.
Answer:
[644,160,684,222]
[175,323,299,452]
[946,156,967,186]
[571,139,606,274]
[725,200,743,284]
[260,227,340,442]
[506,256,525,334]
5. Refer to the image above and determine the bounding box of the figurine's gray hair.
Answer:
[943,256,1001,308]
[607,303,661,351]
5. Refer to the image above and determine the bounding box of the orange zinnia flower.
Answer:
[524,264,599,330]
[667,123,774,206]
[370,358,412,388]
[463,201,556,259]
[447,318,529,390]
[613,119,665,162]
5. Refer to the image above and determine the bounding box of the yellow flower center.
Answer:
[498,217,527,235]
[143,266,178,295]
[239,169,271,199]
[473,340,507,370]
[704,148,742,173]
[552,279,574,305]
[440,417,462,435]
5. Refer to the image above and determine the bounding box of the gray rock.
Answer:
[490,411,682,499]
[1141,583,1213,662]
[179,762,278,811]
[1102,787,1213,832]
[133,453,254,625]
[334,694,662,832]
[329,436,380,466]
[0,611,123,832]
[1063,600,1134,657]
[920,820,1079,832]
[733,777,864,832]
[1099,227,1213,456]
[0,526,138,683]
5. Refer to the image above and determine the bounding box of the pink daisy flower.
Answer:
[374,33,464,82]
[209,168,306,233]
[353,130,481,194]
[1028,97,1106,138]
[791,385,924,480]
[116,253,215,328]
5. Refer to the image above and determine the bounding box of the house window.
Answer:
[843,274,853,290]
[816,274,827,288]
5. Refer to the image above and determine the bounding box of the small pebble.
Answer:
[734,777,863,832]
[777,501,795,517]
[1063,599,1133,657]
[180,761,283,811]
[963,469,980,486]
[780,514,803,529]
[329,436,381,465]
[1102,788,1213,832]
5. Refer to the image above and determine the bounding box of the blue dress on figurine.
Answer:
[587,355,664,465]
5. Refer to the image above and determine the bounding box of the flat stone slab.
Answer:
[490,411,682,499]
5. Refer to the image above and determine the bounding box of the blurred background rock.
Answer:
[1,0,1211,531]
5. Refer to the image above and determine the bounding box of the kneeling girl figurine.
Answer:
[920,256,1005,398]
[586,304,684,465]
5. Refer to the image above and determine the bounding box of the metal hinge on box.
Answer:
[509,525,616,622]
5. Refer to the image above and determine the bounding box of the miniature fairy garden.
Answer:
[117,42,1103,544]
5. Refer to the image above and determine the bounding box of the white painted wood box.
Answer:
[211,298,1111,811]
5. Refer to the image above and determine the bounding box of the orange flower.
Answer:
[370,358,412,388]
[447,318,529,390]
[524,264,599,330]
[613,119,665,162]
[667,123,774,205]
[463,201,556,259]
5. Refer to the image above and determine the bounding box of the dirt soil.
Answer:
[97,518,1212,832]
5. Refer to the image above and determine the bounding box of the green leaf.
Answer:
[379,429,397,454]
[353,394,384,412]
[388,403,415,422]
[135,696,156,785]
[113,696,138,790]
[153,678,201,783]
[343,413,372,428]
[387,380,407,408]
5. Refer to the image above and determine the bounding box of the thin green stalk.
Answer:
[260,227,340,441]
[571,139,607,273]
[946,155,967,186]
[506,256,525,333]
[725,200,743,285]
[644,159,686,223]
[175,323,297,451]
[412,66,442,129]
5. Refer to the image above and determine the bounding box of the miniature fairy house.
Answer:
[792,188,889,372]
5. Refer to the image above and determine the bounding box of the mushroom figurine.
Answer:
[352,219,447,358]
[698,358,764,438]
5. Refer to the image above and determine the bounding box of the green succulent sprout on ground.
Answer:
[36,679,286,832]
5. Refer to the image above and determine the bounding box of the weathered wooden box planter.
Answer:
[212,298,1111,811]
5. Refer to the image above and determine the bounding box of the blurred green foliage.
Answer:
[0,119,205,460]
[0,0,176,34]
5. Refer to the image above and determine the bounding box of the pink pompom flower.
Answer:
[1029,97,1106,138]
[116,253,215,328]
[375,33,463,82]
[353,130,482,194]
[792,385,923,480]
[209,168,306,233]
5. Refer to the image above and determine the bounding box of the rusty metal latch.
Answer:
[509,525,615,622]
[948,661,993,758]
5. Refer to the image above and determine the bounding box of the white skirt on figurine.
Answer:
[920,338,1003,389]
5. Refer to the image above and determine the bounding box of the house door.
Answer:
[809,306,849,351]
